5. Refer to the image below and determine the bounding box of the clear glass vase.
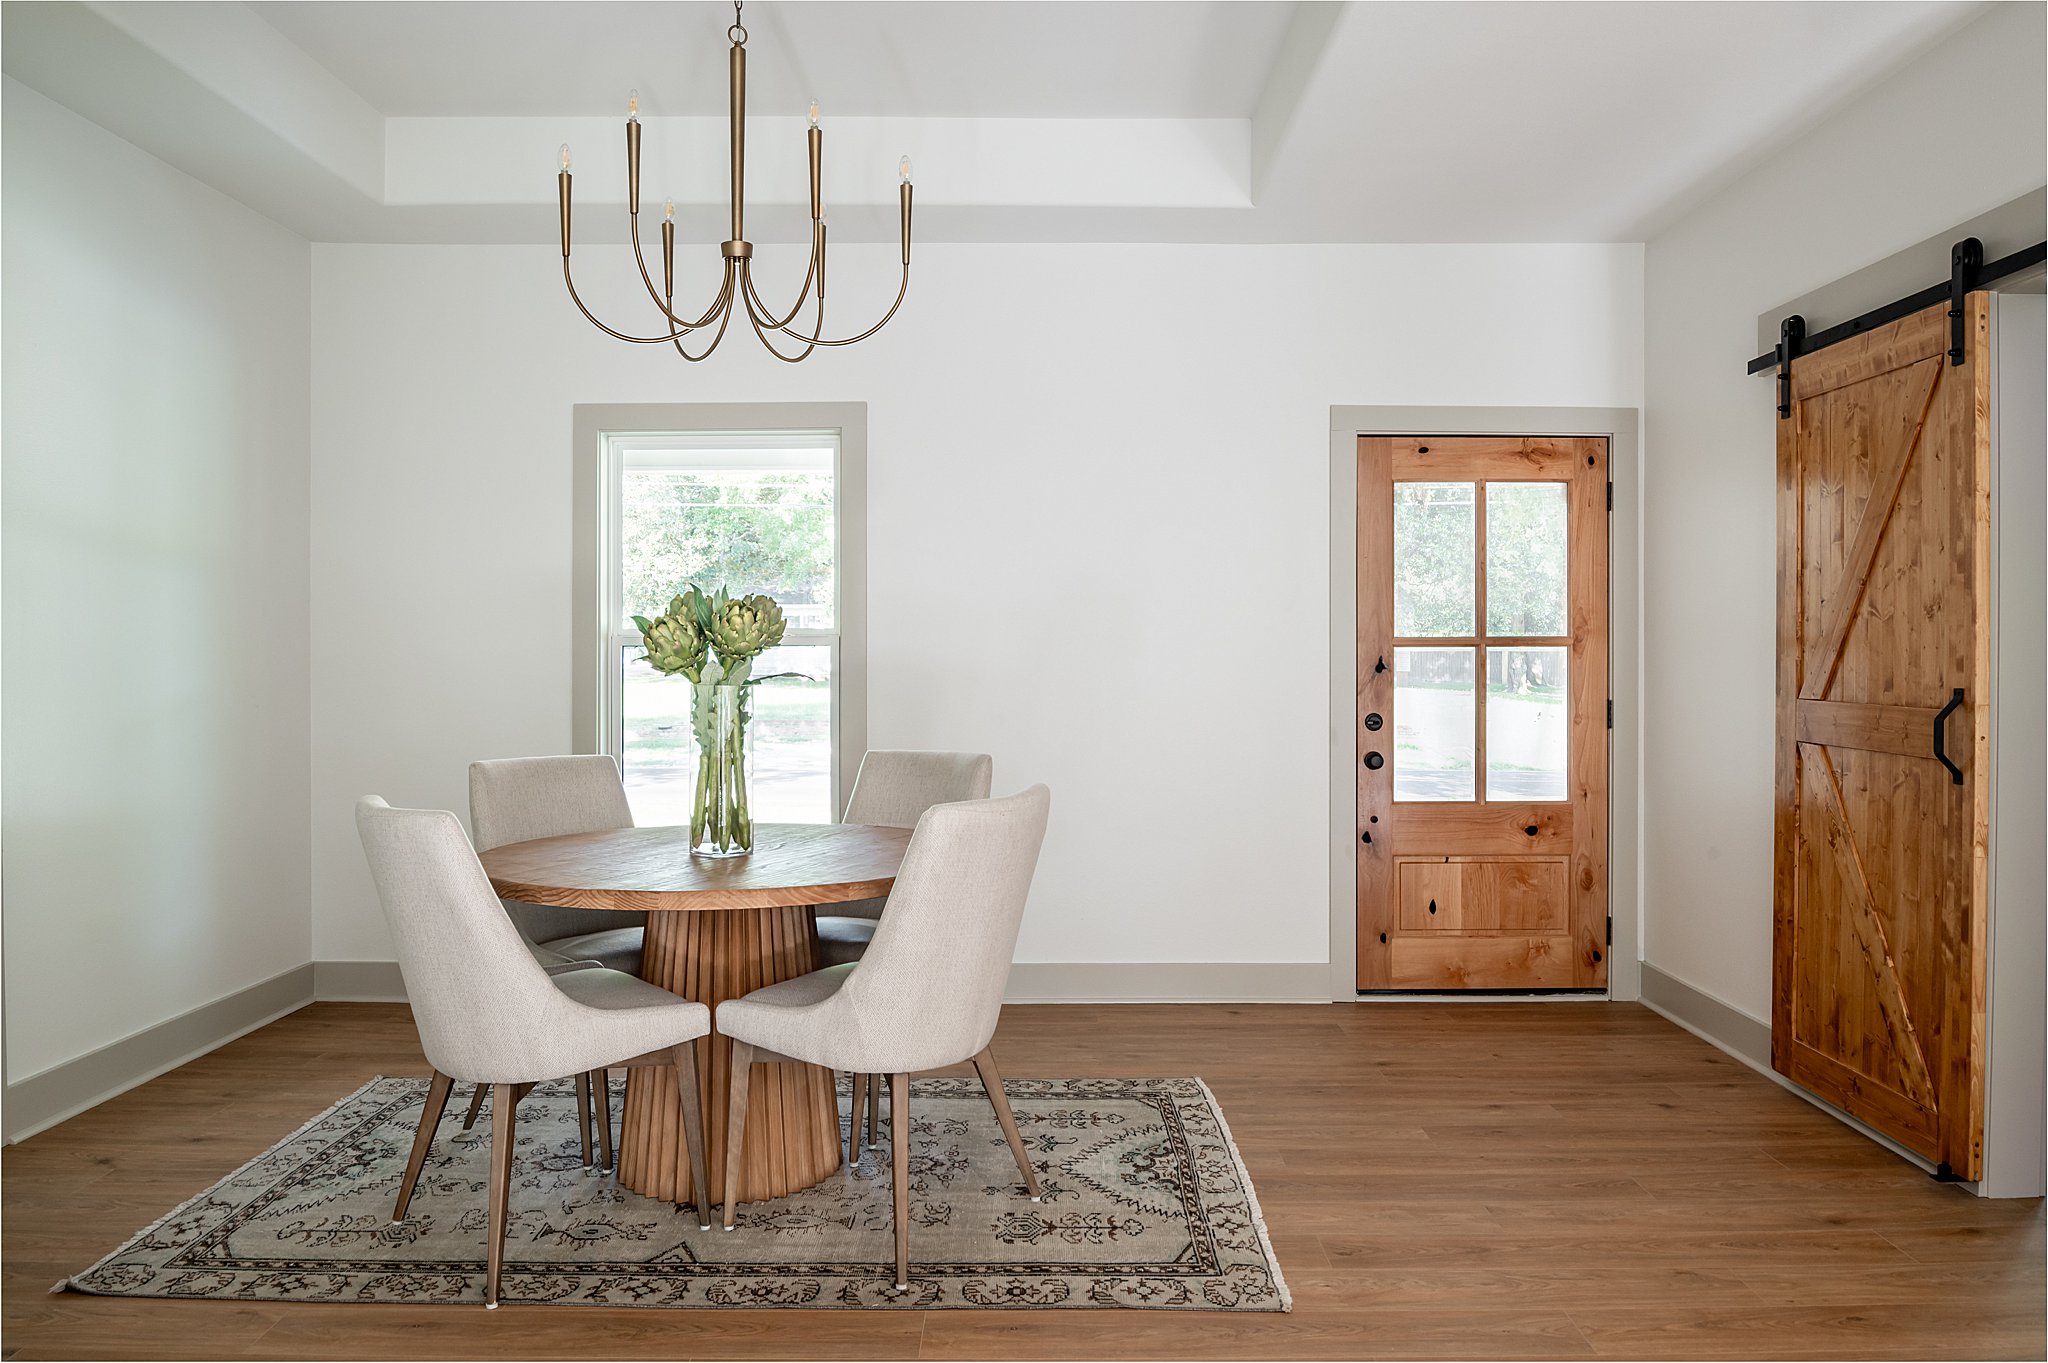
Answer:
[690,682,754,857]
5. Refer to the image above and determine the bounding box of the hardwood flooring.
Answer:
[4,1002,2041,1360]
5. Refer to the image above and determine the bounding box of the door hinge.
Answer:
[1606,916,1613,946]
[1606,480,1613,511]
[1606,699,1613,729]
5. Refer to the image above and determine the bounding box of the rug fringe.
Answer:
[1190,1075,1293,1312]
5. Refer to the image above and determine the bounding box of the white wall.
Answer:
[310,240,1641,970]
[1,79,313,1080]
[1640,2,2048,1021]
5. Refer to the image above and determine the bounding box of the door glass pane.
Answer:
[620,461,835,631]
[622,643,834,826]
[1485,482,1568,636]
[1393,647,1475,801]
[1487,646,1568,801]
[1394,482,1476,637]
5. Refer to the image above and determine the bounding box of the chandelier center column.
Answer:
[727,35,747,252]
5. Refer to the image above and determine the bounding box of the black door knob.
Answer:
[1364,752,1384,770]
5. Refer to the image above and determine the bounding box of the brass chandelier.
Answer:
[555,0,912,362]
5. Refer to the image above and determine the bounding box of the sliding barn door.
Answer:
[1774,295,1991,1178]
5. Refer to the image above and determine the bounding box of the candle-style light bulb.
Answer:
[663,197,674,224]
[899,154,912,184]
[559,143,573,173]
[808,98,820,128]
[628,89,640,122]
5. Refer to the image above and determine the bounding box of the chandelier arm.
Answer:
[739,263,824,362]
[761,261,909,347]
[562,259,714,343]
[740,233,823,332]
[669,265,738,361]
[629,214,731,330]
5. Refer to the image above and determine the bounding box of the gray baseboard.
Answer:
[1638,961,1946,1182]
[314,959,408,1001]
[4,964,315,1143]
[310,959,1333,1005]
[1003,962,1330,1003]
[1638,962,1772,1067]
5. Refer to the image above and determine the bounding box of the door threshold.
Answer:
[1354,988,1608,1001]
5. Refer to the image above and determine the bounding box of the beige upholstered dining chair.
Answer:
[469,755,648,974]
[816,750,994,968]
[356,797,713,1309]
[467,755,650,1147]
[818,751,993,1154]
[716,785,1051,1292]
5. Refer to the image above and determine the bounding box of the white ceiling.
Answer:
[0,0,1989,244]
[249,2,1297,118]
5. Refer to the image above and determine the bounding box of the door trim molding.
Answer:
[1328,406,1642,1004]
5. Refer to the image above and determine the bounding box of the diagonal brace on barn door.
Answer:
[1803,748,1940,1110]
[1798,359,1943,702]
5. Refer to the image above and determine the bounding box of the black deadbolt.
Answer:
[1364,752,1384,770]
[1363,712,1383,731]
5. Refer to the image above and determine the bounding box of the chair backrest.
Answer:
[470,754,636,850]
[469,755,642,941]
[355,796,572,1082]
[844,751,993,828]
[840,785,1050,1070]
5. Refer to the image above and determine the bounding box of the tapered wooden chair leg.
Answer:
[485,1082,519,1309]
[593,1069,614,1174]
[867,1073,881,1148]
[849,1072,869,1160]
[672,1045,711,1229]
[889,1072,912,1290]
[574,1072,594,1171]
[461,1084,488,1131]
[721,1041,755,1230]
[971,1047,1041,1199]
[392,1070,455,1224]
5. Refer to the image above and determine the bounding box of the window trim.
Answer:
[572,403,868,821]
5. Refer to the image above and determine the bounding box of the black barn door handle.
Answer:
[1934,688,1965,786]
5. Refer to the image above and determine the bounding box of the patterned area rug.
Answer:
[62,1075,1288,1311]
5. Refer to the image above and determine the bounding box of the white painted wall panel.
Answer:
[2,79,313,1079]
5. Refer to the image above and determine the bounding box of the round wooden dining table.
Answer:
[478,822,911,1206]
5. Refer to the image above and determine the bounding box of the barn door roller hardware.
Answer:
[1747,235,2047,415]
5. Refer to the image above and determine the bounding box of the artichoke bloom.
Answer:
[706,593,788,668]
[635,611,707,680]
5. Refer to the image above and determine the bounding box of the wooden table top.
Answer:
[478,822,911,912]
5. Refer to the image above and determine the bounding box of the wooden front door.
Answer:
[1773,296,1991,1178]
[1356,436,1609,991]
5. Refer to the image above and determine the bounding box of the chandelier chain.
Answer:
[728,0,746,46]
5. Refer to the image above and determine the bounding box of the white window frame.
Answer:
[572,403,868,822]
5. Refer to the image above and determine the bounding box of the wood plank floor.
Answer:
[4,1002,2041,1360]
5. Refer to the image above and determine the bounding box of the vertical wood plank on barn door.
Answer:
[1772,295,1991,1178]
